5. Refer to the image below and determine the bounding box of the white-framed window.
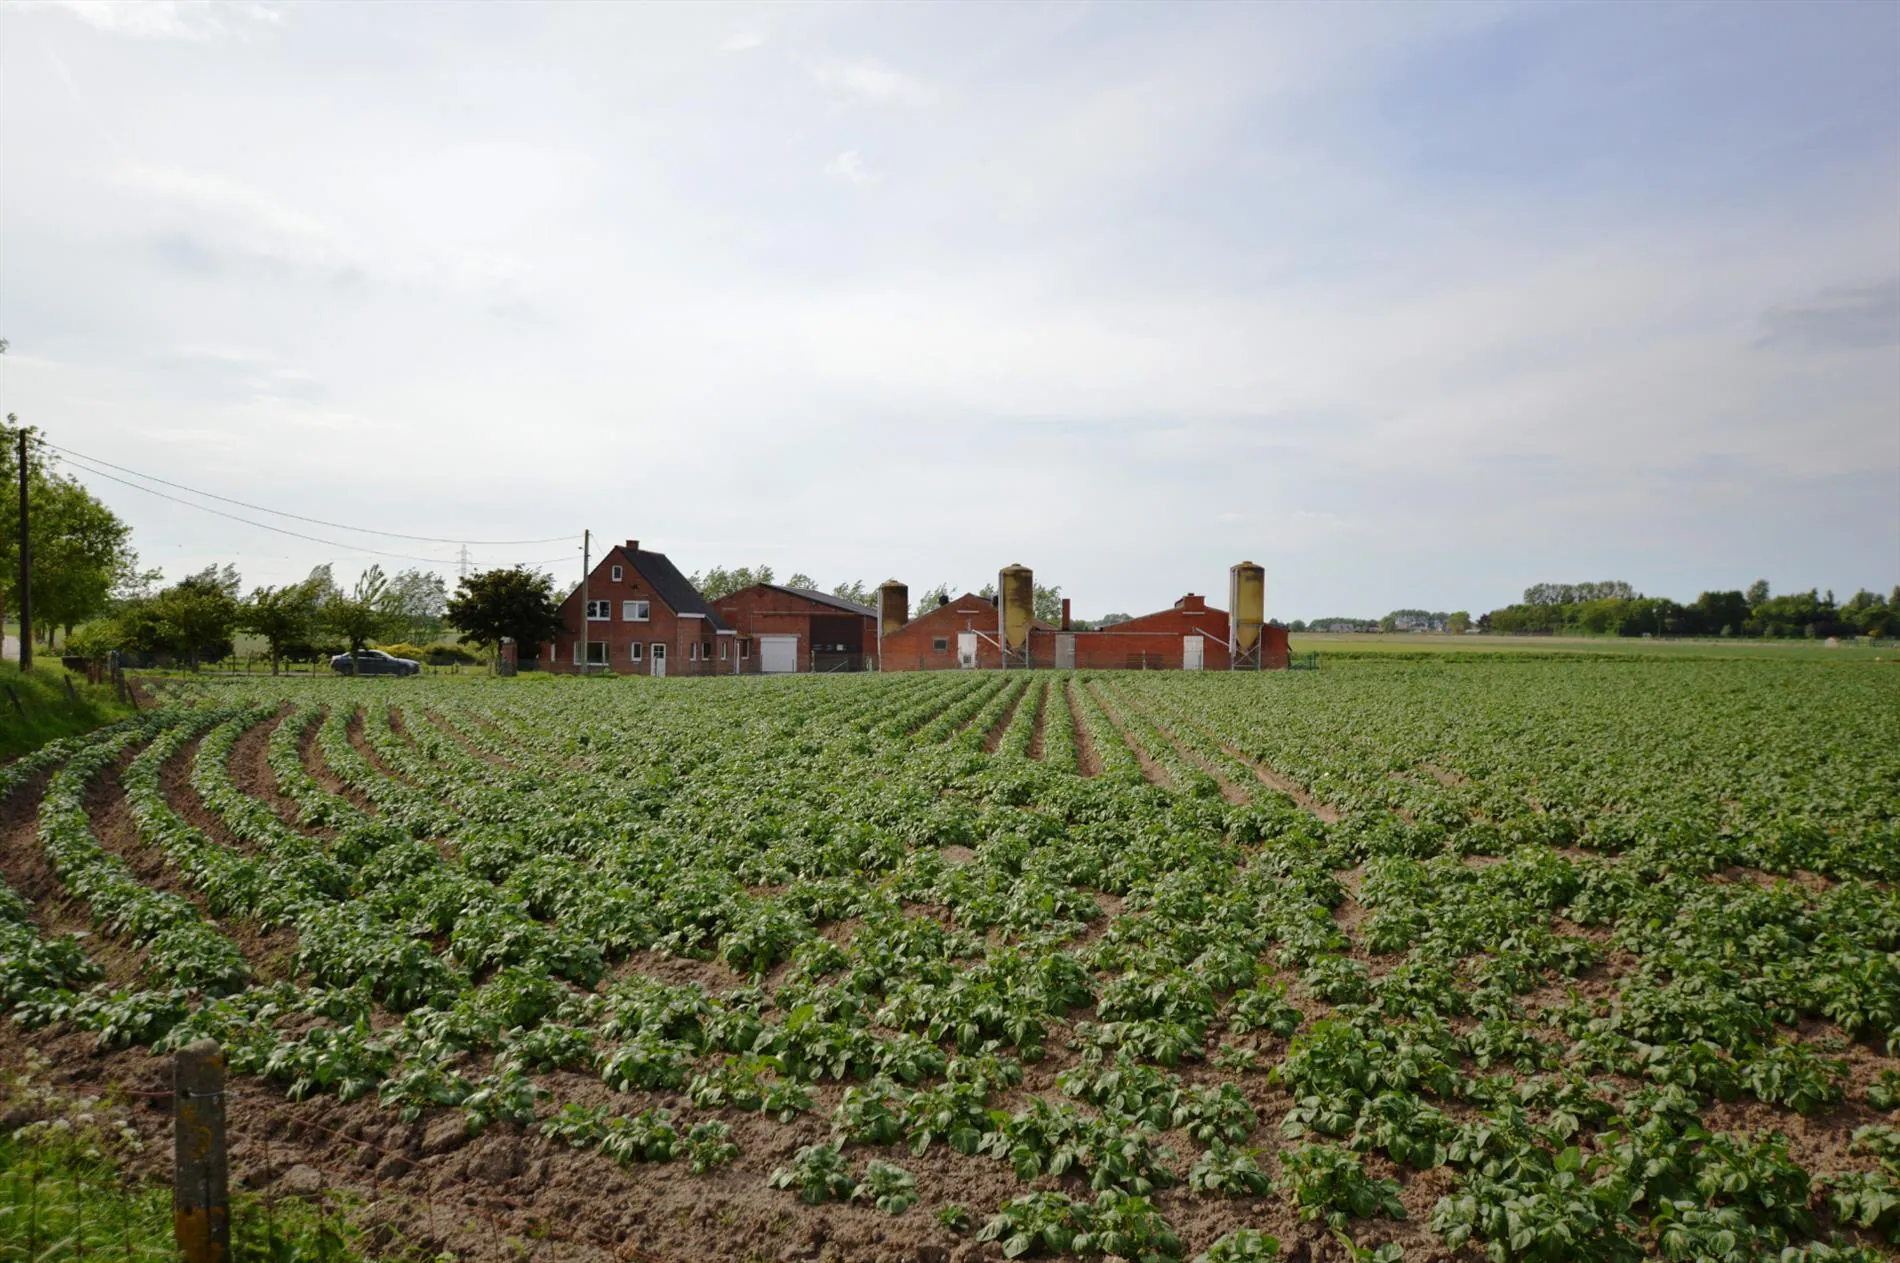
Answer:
[629,642,644,662]
[689,642,699,662]
[586,599,611,620]
[932,636,948,652]
[623,600,650,622]
[611,565,623,582]
[719,642,728,660]
[586,642,607,665]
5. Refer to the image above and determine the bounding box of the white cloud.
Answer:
[37,0,280,40]
[112,163,341,247]
[824,150,875,185]
[720,25,767,53]
[809,57,936,106]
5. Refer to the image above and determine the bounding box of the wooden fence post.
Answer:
[174,1039,230,1263]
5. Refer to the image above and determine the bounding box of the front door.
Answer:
[651,643,666,677]
[957,632,978,669]
[1182,635,1203,671]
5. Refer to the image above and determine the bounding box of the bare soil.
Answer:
[229,704,315,831]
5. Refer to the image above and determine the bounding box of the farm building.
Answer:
[543,540,736,676]
[709,584,879,673]
[877,561,1291,671]
[876,588,1060,671]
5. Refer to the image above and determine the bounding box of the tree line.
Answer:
[690,565,1075,627]
[1481,579,1898,639]
[60,562,455,672]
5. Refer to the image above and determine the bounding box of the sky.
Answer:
[1,0,1896,621]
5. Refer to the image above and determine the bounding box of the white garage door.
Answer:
[759,635,800,674]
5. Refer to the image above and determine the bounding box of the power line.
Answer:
[36,438,571,545]
[56,453,576,569]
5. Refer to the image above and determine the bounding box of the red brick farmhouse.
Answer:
[542,541,735,675]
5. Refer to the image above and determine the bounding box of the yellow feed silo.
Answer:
[999,564,1034,665]
[1229,561,1265,669]
[878,580,909,641]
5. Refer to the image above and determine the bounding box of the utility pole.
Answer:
[457,544,471,581]
[14,420,30,673]
[579,529,590,674]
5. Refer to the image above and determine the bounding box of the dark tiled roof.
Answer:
[623,546,730,632]
[764,585,878,619]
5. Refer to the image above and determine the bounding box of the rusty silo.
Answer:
[878,580,909,640]
[999,563,1034,668]
[1229,561,1266,669]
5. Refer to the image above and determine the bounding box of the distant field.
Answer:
[1293,631,1895,660]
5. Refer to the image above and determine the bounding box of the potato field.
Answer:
[3,657,1898,1263]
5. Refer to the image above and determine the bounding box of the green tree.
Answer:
[121,566,242,669]
[914,583,952,612]
[445,566,565,658]
[1691,590,1750,638]
[1746,579,1771,608]
[239,576,325,675]
[0,431,141,647]
[689,565,775,601]
[831,580,875,607]
[1034,583,1063,625]
[378,568,448,643]
[1446,611,1470,634]
[785,572,817,591]
[324,565,394,671]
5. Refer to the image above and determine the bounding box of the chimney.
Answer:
[1060,597,1071,631]
[625,540,639,553]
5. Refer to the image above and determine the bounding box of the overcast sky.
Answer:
[2,0,1896,620]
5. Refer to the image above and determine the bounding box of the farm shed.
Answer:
[876,588,1061,671]
[1071,593,1237,670]
[877,561,1291,671]
[544,540,735,676]
[709,584,879,673]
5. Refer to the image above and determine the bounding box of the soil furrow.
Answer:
[347,706,421,790]
[1216,739,1342,823]
[424,709,515,769]
[1103,685,1249,803]
[302,706,374,813]
[1027,682,1048,761]
[981,682,1029,754]
[1083,681,1174,790]
[1065,679,1102,777]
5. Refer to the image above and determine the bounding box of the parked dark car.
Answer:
[330,649,420,676]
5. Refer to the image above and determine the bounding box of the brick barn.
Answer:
[543,540,736,675]
[877,591,1060,670]
[709,584,879,673]
[1065,594,1289,669]
[876,569,1291,671]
